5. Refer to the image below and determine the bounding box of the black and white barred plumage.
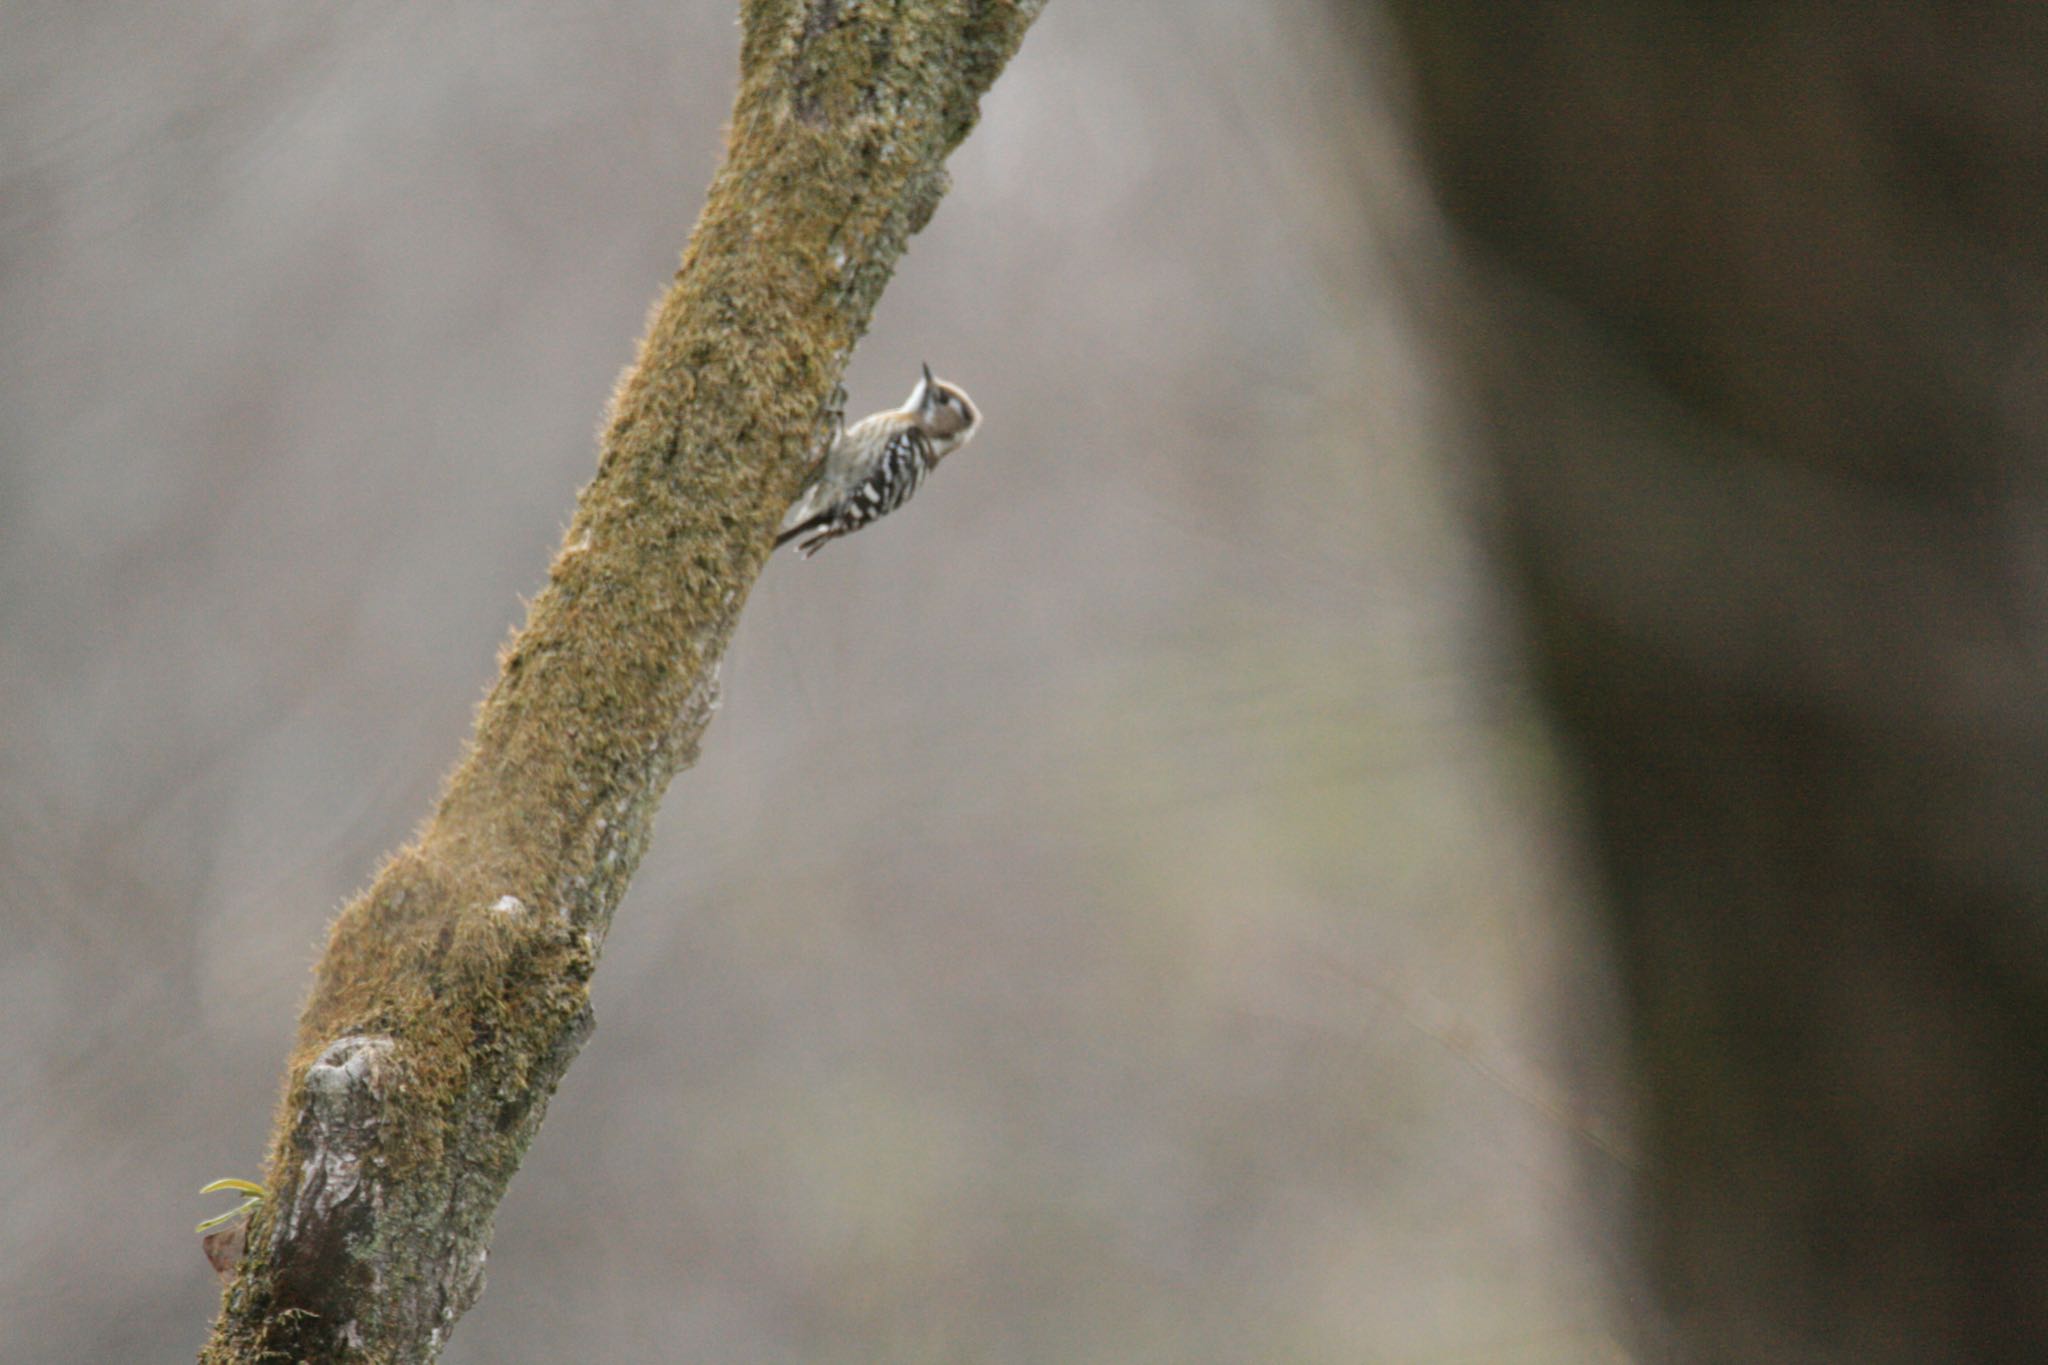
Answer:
[776,364,980,557]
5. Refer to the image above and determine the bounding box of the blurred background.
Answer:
[1,3,1632,1359]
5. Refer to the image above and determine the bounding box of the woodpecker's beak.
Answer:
[908,362,934,411]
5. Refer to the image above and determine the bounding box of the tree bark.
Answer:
[199,4,1044,1360]
[1376,4,2048,1362]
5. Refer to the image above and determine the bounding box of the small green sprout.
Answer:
[196,1178,267,1235]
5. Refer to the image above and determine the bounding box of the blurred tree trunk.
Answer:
[1375,4,2048,1362]
[198,4,1042,1362]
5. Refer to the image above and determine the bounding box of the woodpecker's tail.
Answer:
[774,511,831,551]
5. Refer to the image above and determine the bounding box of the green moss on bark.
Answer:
[201,4,1045,1361]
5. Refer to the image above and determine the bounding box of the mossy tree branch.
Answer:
[200,4,1044,1360]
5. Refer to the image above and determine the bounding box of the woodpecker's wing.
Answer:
[836,426,932,526]
[779,410,896,536]
[775,424,933,554]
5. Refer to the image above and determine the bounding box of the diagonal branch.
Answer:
[199,4,1045,1360]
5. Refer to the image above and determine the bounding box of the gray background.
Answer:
[1,3,1625,1359]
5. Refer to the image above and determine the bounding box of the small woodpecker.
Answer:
[776,363,981,557]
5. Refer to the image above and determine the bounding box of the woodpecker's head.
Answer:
[907,362,979,458]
